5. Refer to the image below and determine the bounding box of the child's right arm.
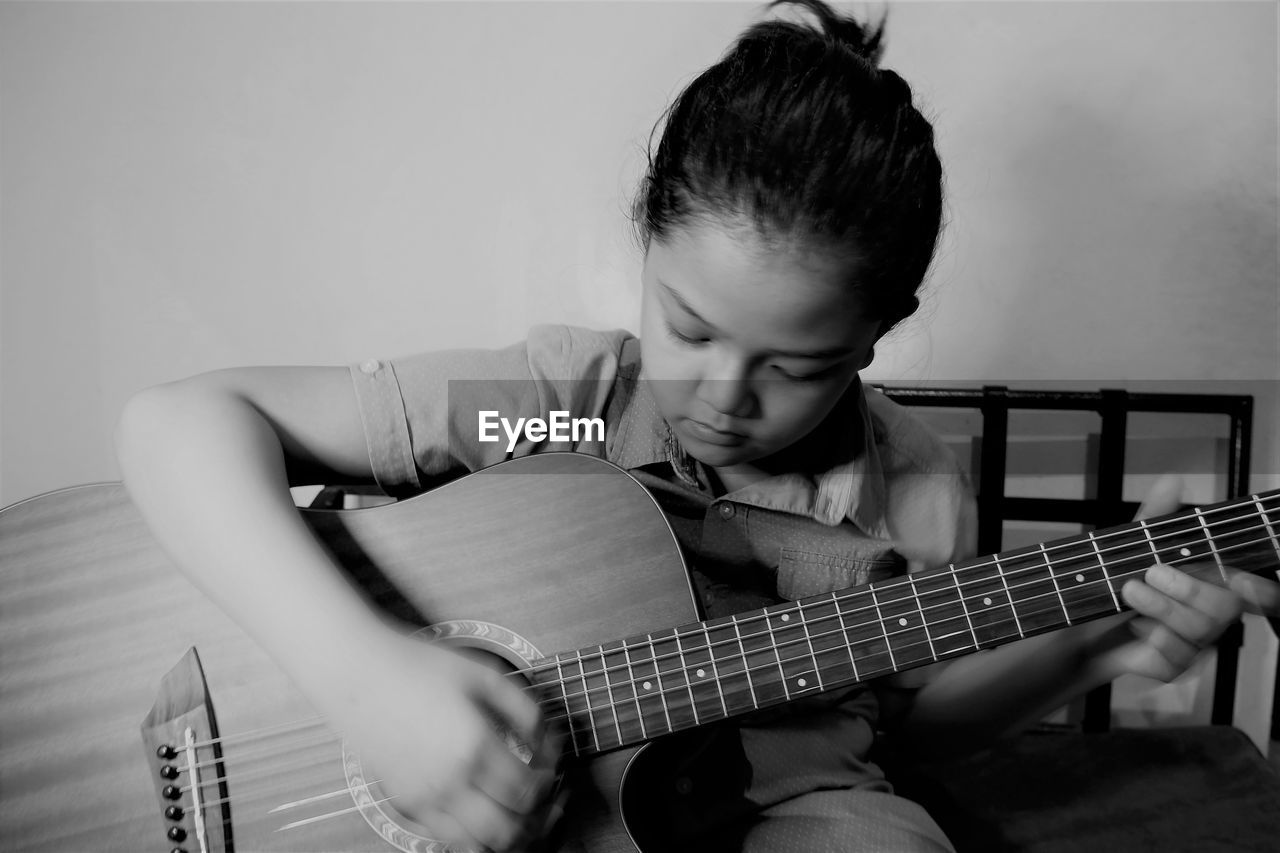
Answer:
[115,367,559,852]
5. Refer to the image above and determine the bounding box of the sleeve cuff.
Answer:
[347,358,423,498]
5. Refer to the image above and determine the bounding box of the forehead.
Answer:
[643,221,876,354]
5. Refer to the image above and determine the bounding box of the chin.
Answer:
[680,437,760,468]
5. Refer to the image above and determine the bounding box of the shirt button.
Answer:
[360,359,381,375]
[675,776,693,795]
[718,503,735,520]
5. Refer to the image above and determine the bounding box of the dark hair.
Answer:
[632,0,942,330]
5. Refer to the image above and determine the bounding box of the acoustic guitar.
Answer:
[1,452,1277,852]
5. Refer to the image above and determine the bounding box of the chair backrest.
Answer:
[876,384,1256,732]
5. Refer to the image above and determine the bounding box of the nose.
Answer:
[696,349,754,418]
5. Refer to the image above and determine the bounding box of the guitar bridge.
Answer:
[140,648,234,853]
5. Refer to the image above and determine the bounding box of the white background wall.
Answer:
[2,1,1277,738]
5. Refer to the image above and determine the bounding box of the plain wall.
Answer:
[2,1,1277,741]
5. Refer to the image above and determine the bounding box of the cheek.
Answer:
[757,381,846,436]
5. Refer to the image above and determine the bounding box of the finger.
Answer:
[1144,563,1244,626]
[1230,571,1280,617]
[472,739,558,815]
[1134,474,1185,520]
[1120,573,1225,649]
[474,666,547,754]
[1123,617,1200,681]
[449,785,536,853]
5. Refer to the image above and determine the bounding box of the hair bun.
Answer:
[768,0,885,66]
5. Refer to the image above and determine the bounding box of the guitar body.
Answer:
[0,453,697,852]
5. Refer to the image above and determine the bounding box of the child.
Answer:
[115,2,1278,851]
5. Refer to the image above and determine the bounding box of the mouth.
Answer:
[683,418,748,447]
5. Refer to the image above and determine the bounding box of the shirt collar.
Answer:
[605,338,889,536]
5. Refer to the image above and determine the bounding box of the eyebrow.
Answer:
[658,280,860,361]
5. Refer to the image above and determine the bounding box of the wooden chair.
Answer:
[873,385,1280,853]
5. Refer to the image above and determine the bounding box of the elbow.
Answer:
[114,376,249,482]
[115,382,183,473]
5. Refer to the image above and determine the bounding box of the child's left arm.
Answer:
[878,476,1280,759]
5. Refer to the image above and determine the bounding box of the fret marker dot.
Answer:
[983,597,993,606]
[798,678,807,688]
[1075,573,1085,583]
[642,681,652,691]
[1179,547,1191,557]
[898,617,909,627]
[696,668,706,678]
[780,614,790,622]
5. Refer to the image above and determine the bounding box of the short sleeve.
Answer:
[347,325,632,497]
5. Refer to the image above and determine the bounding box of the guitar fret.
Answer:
[1039,542,1073,625]
[949,567,981,650]
[999,547,1066,634]
[595,644,626,748]
[908,571,974,658]
[704,617,753,716]
[760,608,795,701]
[1087,532,1122,611]
[579,648,622,752]
[870,580,935,670]
[1194,506,1229,582]
[574,649,607,752]
[956,560,1021,647]
[1254,495,1280,560]
[907,575,939,661]
[729,615,761,710]
[868,585,898,672]
[837,590,893,678]
[552,656,586,757]
[1139,518,1159,564]
[992,555,1025,638]
[674,627,725,725]
[619,640,648,742]
[1048,533,1124,623]
[797,605,825,692]
[832,591,863,683]
[737,613,788,705]
[802,595,858,688]
[638,634,674,737]
[700,625,731,720]
[671,631,701,728]
[652,630,696,731]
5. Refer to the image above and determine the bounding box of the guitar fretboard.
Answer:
[528,490,1280,757]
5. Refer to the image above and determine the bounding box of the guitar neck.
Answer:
[534,489,1280,758]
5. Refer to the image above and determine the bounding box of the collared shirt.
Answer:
[349,323,975,633]
[348,323,978,805]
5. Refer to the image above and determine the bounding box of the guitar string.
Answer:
[186,533,1280,836]
[276,795,397,833]
[187,716,326,752]
[523,531,1278,740]
[505,511,1278,716]
[516,507,1279,689]
[174,500,1279,762]
[173,530,1276,791]
[176,731,340,786]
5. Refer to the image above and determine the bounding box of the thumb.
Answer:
[1135,473,1184,521]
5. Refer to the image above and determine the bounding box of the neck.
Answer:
[526,489,1280,760]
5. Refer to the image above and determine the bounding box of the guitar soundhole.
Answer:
[341,619,543,853]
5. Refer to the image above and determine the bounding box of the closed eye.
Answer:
[665,322,710,346]
[773,363,840,382]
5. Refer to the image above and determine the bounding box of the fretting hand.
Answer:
[1086,475,1279,683]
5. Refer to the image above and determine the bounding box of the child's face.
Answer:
[639,220,881,471]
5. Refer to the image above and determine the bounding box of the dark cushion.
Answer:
[888,726,1280,852]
